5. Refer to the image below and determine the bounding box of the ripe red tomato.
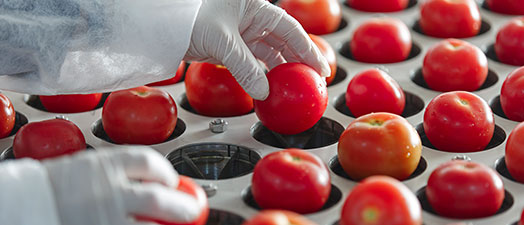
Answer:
[309,34,337,85]
[13,118,86,160]
[419,0,481,38]
[39,93,103,113]
[426,160,504,218]
[486,0,524,15]
[340,176,422,225]
[254,63,328,135]
[251,149,331,214]
[505,122,524,182]
[278,0,342,35]
[242,210,317,225]
[347,0,409,12]
[185,62,253,117]
[102,86,177,145]
[337,113,421,181]
[424,91,494,152]
[345,69,405,117]
[0,93,15,138]
[501,66,524,121]
[495,17,524,66]
[350,17,412,63]
[147,61,186,86]
[422,38,488,92]
[520,208,524,225]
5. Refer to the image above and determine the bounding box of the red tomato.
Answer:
[185,62,253,117]
[347,0,409,12]
[426,160,504,218]
[251,149,331,214]
[242,210,317,225]
[102,86,177,145]
[0,93,15,138]
[254,63,328,135]
[495,17,524,66]
[422,39,488,92]
[39,93,103,113]
[501,66,524,121]
[419,0,481,38]
[309,34,337,85]
[337,113,421,180]
[147,61,186,86]
[278,0,341,35]
[520,208,524,225]
[350,17,412,63]
[424,91,494,152]
[340,176,422,225]
[13,118,86,160]
[486,0,524,15]
[505,122,524,182]
[345,69,405,117]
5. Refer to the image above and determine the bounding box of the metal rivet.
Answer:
[201,183,218,197]
[209,119,228,133]
[452,155,471,161]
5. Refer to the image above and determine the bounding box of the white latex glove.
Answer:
[185,0,331,100]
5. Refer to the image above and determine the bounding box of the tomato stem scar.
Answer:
[368,119,384,126]
[362,207,380,223]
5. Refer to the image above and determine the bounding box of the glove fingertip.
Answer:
[248,73,270,101]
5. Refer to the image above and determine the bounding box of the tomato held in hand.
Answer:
[347,0,409,12]
[340,176,422,225]
[309,34,337,85]
[252,149,331,214]
[185,62,253,117]
[505,122,524,182]
[495,17,524,66]
[424,91,494,152]
[102,86,177,145]
[242,210,317,225]
[426,160,504,219]
[254,63,328,135]
[486,0,524,15]
[39,93,103,113]
[501,66,524,121]
[0,93,15,138]
[423,39,488,92]
[350,17,412,63]
[147,61,186,86]
[419,0,481,38]
[13,118,86,160]
[278,0,341,35]
[337,113,421,181]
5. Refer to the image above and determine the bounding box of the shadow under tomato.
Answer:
[25,93,110,113]
[91,118,186,144]
[339,41,421,63]
[412,19,491,38]
[410,68,499,92]
[343,0,418,11]
[0,144,95,161]
[205,209,245,225]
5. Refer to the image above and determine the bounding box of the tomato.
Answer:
[495,17,524,66]
[505,121,524,182]
[501,66,524,121]
[338,113,421,181]
[254,63,328,135]
[350,17,412,63]
[12,118,86,160]
[486,0,524,15]
[242,210,317,225]
[347,0,409,12]
[39,93,103,113]
[422,38,488,92]
[0,93,15,138]
[345,69,405,117]
[520,208,524,225]
[278,0,341,35]
[309,34,337,86]
[340,176,422,225]
[102,86,177,145]
[419,0,481,38]
[185,62,253,117]
[251,149,331,214]
[423,91,494,152]
[147,61,186,86]
[426,160,504,218]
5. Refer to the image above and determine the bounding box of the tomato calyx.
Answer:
[368,119,384,126]
[131,90,151,97]
[362,206,380,223]
[458,99,469,106]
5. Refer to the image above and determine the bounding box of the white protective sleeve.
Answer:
[0,0,202,95]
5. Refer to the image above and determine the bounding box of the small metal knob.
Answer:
[452,155,471,161]
[209,119,228,133]
[201,183,218,197]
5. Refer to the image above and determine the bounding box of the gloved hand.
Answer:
[43,146,201,225]
[185,0,331,100]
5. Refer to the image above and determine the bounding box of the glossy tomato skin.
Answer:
[487,0,524,15]
[340,176,422,225]
[278,0,341,35]
[424,91,494,152]
[423,39,488,92]
[254,63,328,135]
[309,34,337,85]
[419,0,481,38]
[242,210,317,225]
[147,61,186,86]
[338,113,421,181]
[350,18,412,63]
[102,86,177,145]
[347,0,409,12]
[13,119,86,160]
[520,209,524,225]
[495,17,524,66]
[505,122,524,182]
[185,62,253,117]
[39,93,103,113]
[0,93,15,138]
[251,149,331,214]
[501,67,524,121]
[426,160,504,218]
[345,69,405,117]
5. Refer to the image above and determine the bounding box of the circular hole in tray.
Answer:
[343,0,418,11]
[412,19,491,38]
[415,123,506,152]
[0,144,95,161]
[489,95,510,120]
[166,143,261,180]
[495,156,519,183]
[329,155,427,181]
[91,118,186,144]
[1,111,28,139]
[25,93,109,113]
[241,184,342,214]
[327,66,348,87]
[481,0,523,16]
[483,43,513,64]
[410,68,499,92]
[336,16,349,32]
[179,93,254,117]
[416,186,514,218]
[334,91,424,118]
[339,41,421,63]
[251,117,344,149]
[205,209,245,225]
